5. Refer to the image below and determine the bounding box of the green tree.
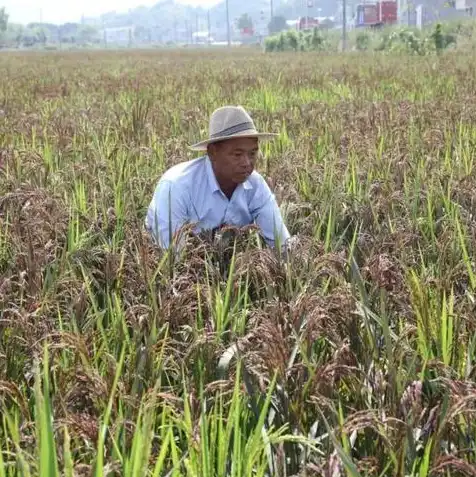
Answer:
[32,25,47,45]
[268,15,287,34]
[237,13,253,30]
[278,32,285,51]
[5,23,24,47]
[59,23,80,43]
[432,22,444,52]
[264,36,277,51]
[286,29,298,51]
[78,25,99,44]
[0,7,9,35]
[356,31,370,51]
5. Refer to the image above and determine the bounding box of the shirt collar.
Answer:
[205,155,253,193]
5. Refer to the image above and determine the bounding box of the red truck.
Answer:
[355,1,398,28]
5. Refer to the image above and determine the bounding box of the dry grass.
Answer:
[1,47,476,475]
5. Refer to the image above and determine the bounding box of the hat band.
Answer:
[210,121,255,139]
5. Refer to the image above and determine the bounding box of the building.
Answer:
[192,31,213,44]
[101,26,134,45]
[399,0,473,26]
[464,0,476,14]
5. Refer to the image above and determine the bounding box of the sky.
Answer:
[2,0,221,25]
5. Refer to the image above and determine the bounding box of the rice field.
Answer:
[1,47,476,476]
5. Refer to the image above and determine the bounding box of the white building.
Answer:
[102,26,134,45]
[399,0,472,26]
[192,31,213,44]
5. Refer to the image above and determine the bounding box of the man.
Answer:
[145,105,292,252]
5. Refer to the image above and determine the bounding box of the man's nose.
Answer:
[243,153,254,167]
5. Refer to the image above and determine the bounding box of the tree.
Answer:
[286,29,298,50]
[311,26,324,50]
[78,25,99,44]
[32,25,47,45]
[237,13,253,31]
[5,23,25,47]
[268,15,287,34]
[59,23,80,43]
[0,7,9,34]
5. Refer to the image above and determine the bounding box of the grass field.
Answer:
[1,47,476,476]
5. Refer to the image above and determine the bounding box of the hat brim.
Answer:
[189,130,279,152]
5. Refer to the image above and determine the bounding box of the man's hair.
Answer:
[207,141,224,155]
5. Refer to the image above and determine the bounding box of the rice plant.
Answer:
[1,47,476,475]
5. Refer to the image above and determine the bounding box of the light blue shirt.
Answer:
[145,155,290,250]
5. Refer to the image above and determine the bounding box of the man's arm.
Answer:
[145,179,189,249]
[249,176,291,250]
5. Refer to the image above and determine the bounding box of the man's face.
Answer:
[209,137,259,185]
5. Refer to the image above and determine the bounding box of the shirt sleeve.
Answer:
[145,179,189,249]
[249,176,291,249]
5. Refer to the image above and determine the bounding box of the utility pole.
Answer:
[226,0,231,46]
[207,9,211,44]
[306,0,312,30]
[342,0,347,51]
[103,20,107,48]
[270,0,274,20]
[196,13,199,43]
[305,1,308,31]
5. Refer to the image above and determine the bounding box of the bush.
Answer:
[311,27,324,50]
[431,22,456,53]
[264,36,278,52]
[356,31,371,51]
[264,19,476,55]
[264,27,331,53]
[286,30,298,51]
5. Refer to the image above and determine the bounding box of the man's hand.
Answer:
[282,235,300,260]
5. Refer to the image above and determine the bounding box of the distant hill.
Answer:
[83,0,340,43]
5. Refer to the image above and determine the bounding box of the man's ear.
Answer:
[207,143,217,160]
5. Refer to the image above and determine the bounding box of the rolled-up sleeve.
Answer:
[145,179,189,249]
[250,177,291,249]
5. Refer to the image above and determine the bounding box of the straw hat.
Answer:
[189,105,279,151]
